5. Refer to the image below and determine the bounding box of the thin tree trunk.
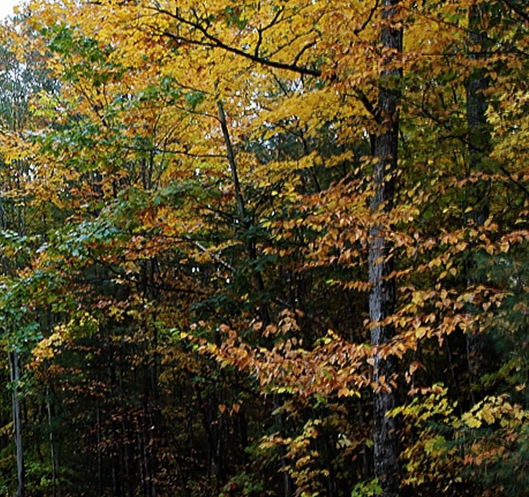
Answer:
[217,101,290,495]
[96,396,103,497]
[46,387,57,497]
[9,349,25,497]
[217,101,271,325]
[369,1,402,496]
[217,102,247,228]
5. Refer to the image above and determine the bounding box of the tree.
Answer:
[0,0,528,496]
[369,1,402,495]
[0,20,58,496]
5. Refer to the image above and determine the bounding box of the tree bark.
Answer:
[369,1,402,496]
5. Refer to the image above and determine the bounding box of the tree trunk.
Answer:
[218,101,290,494]
[46,387,58,497]
[369,1,402,495]
[217,102,270,322]
[9,349,25,497]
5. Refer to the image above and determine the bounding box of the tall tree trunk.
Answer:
[46,387,58,497]
[465,2,492,402]
[218,101,290,495]
[9,349,25,497]
[218,101,271,325]
[369,1,402,496]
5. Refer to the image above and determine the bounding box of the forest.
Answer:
[0,0,528,496]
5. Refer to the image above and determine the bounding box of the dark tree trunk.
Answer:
[218,101,271,326]
[218,101,291,496]
[46,387,58,497]
[369,1,402,496]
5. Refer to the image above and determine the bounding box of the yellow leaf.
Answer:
[480,406,495,425]
[462,412,482,428]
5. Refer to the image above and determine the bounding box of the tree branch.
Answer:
[502,0,529,22]
[152,7,322,78]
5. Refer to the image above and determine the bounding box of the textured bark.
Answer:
[369,1,402,496]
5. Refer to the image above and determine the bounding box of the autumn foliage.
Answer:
[0,0,528,496]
